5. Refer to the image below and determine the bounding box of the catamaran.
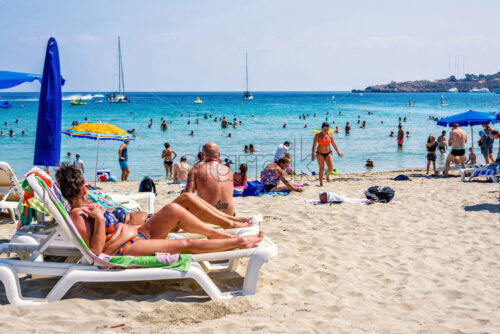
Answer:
[107,37,128,103]
[243,53,253,100]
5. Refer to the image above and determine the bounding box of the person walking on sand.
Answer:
[118,139,131,181]
[397,125,404,148]
[161,142,178,179]
[312,122,343,186]
[443,123,467,176]
[438,131,447,155]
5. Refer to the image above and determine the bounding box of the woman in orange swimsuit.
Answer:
[57,164,262,257]
[311,122,343,186]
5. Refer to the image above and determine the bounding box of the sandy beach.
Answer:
[0,170,499,333]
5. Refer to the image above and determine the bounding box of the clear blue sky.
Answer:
[1,0,499,92]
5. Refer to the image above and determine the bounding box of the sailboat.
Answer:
[242,53,253,100]
[107,37,128,103]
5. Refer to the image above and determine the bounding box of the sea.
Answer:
[0,91,499,181]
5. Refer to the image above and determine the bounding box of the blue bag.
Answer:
[242,180,267,197]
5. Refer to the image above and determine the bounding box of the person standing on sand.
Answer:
[312,122,343,187]
[491,130,500,161]
[425,136,438,175]
[185,143,236,215]
[118,139,131,181]
[397,125,404,148]
[443,123,467,176]
[438,131,447,155]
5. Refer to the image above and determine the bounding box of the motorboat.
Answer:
[447,87,458,93]
[194,97,203,104]
[468,87,490,93]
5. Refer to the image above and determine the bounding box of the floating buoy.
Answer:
[408,111,412,114]
[364,108,367,111]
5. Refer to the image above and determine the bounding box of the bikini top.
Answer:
[103,208,127,241]
[318,137,331,146]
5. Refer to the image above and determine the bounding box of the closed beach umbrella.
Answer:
[33,37,62,167]
[437,110,497,149]
[62,122,135,186]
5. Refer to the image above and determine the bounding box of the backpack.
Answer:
[241,180,266,197]
[139,176,157,194]
[364,186,395,203]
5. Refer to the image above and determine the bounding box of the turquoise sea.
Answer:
[1,91,499,180]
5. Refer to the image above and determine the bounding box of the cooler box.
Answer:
[96,169,111,178]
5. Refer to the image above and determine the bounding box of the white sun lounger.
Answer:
[459,165,500,183]
[0,162,23,224]
[0,169,277,306]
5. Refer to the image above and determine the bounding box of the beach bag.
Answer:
[242,180,266,197]
[364,186,395,203]
[393,174,411,181]
[139,176,157,195]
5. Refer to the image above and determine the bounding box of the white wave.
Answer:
[63,94,105,101]
[8,98,39,101]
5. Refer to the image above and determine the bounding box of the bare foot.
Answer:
[228,220,254,228]
[238,231,264,248]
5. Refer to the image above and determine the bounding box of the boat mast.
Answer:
[245,52,249,93]
[118,37,125,95]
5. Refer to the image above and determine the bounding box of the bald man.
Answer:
[185,143,235,215]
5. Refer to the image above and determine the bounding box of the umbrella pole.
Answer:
[95,136,100,188]
[470,126,474,150]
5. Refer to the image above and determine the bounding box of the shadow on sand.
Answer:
[464,203,500,213]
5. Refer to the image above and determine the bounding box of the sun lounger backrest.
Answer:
[26,169,103,265]
[25,167,191,270]
[0,161,23,201]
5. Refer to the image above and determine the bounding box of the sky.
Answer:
[1,0,499,92]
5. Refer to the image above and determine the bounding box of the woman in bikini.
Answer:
[161,142,178,179]
[173,156,190,184]
[311,122,343,186]
[56,164,262,257]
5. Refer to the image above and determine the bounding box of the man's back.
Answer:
[186,160,235,215]
[450,128,467,147]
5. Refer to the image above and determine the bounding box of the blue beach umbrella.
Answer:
[33,37,62,167]
[0,71,41,89]
[437,110,497,149]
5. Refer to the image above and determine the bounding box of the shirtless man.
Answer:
[185,143,235,215]
[443,123,467,176]
[437,131,447,155]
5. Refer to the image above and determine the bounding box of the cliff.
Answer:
[352,72,500,93]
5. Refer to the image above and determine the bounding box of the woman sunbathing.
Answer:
[56,164,263,257]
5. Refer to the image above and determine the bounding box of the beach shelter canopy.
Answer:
[63,123,135,141]
[0,71,42,89]
[437,110,497,127]
[62,122,135,186]
[437,110,498,150]
[34,37,62,167]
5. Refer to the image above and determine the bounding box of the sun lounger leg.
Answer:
[0,262,44,306]
[241,244,277,296]
[460,169,466,182]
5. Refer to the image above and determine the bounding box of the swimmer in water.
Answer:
[190,130,194,136]
[345,122,351,135]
